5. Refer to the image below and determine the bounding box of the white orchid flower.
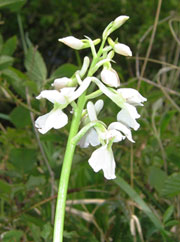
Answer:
[88,121,134,179]
[117,88,147,130]
[58,36,84,50]
[35,77,92,134]
[78,100,104,148]
[59,36,101,50]
[51,77,72,90]
[101,67,120,88]
[117,88,147,106]
[114,43,132,56]
[92,78,146,131]
[108,37,132,57]
[113,15,129,29]
[88,144,116,180]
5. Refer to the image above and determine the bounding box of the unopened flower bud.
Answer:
[101,67,120,88]
[51,77,72,90]
[58,36,84,50]
[114,43,132,56]
[113,15,129,29]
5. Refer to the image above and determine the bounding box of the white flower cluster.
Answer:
[35,15,147,180]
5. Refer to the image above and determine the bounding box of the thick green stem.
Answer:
[53,92,86,242]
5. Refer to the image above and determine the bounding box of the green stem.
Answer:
[17,13,27,55]
[53,92,86,242]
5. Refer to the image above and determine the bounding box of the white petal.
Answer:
[78,128,100,148]
[36,90,66,104]
[52,77,72,90]
[95,100,104,115]
[87,101,97,121]
[60,87,76,99]
[106,129,124,142]
[108,122,135,142]
[117,104,140,131]
[101,68,120,88]
[114,43,132,56]
[113,15,129,28]
[117,88,147,106]
[35,109,68,134]
[93,77,124,107]
[58,36,84,50]
[69,77,91,102]
[88,145,116,179]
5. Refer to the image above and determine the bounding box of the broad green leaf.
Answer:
[25,175,45,190]
[114,175,165,233]
[149,166,167,193]
[2,67,27,98]
[1,36,17,56]
[2,230,23,242]
[50,63,78,80]
[0,55,14,70]
[163,205,174,224]
[29,224,41,242]
[25,46,47,86]
[10,106,31,128]
[0,180,12,200]
[161,173,180,197]
[160,111,176,135]
[10,148,37,172]
[40,222,52,240]
[0,0,26,10]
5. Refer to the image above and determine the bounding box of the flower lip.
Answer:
[35,109,68,134]
[88,145,116,180]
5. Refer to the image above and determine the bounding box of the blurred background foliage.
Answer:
[0,0,180,241]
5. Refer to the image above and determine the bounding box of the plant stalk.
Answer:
[53,92,86,242]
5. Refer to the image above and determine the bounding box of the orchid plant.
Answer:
[35,16,147,242]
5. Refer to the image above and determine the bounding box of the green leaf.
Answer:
[149,166,167,193]
[0,113,11,121]
[10,106,31,128]
[0,34,3,53]
[114,175,165,233]
[2,67,28,98]
[164,220,179,228]
[161,173,180,197]
[2,230,23,242]
[50,63,78,80]
[0,0,26,10]
[0,55,14,70]
[1,36,17,56]
[25,46,47,86]
[0,180,12,200]
[152,98,163,118]
[160,111,176,135]
[10,148,37,172]
[163,205,174,224]
[40,222,52,240]
[25,175,46,190]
